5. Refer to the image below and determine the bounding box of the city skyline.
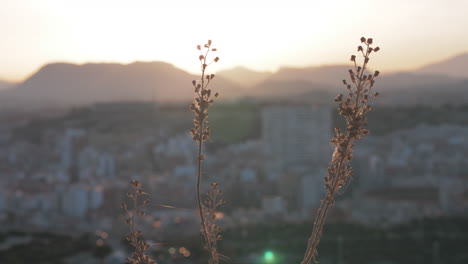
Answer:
[2,0,468,81]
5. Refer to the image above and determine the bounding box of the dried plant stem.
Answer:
[202,183,225,264]
[196,108,212,264]
[190,40,220,264]
[301,37,381,264]
[122,180,156,264]
[301,139,351,264]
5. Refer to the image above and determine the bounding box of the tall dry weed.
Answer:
[300,37,381,264]
[119,36,381,264]
[190,40,226,264]
[122,180,157,264]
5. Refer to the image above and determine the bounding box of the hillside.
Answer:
[416,53,468,78]
[0,80,15,90]
[218,66,271,87]
[2,52,468,110]
[0,61,243,109]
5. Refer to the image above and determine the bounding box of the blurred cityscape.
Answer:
[3,0,468,262]
[0,95,467,263]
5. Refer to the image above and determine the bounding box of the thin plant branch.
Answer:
[190,40,222,264]
[300,37,381,264]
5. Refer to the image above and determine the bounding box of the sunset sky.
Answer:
[1,0,468,81]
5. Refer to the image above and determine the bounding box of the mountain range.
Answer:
[0,80,14,91]
[415,53,468,78]
[0,62,243,109]
[0,53,467,109]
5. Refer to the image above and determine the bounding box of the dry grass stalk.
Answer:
[190,40,223,264]
[202,183,227,264]
[300,37,381,264]
[122,180,156,264]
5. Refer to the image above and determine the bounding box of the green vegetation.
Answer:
[209,101,260,144]
[366,104,468,135]
[218,217,468,264]
[3,218,466,264]
[13,101,468,147]
[330,104,468,137]
[150,217,468,264]
[0,232,101,264]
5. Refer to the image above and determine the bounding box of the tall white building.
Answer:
[61,128,86,169]
[89,185,104,210]
[262,196,287,215]
[61,184,89,217]
[59,184,104,217]
[262,104,332,179]
[60,128,87,182]
[97,154,116,179]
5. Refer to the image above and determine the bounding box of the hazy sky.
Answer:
[1,0,468,81]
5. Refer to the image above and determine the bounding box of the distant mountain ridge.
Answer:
[0,80,15,90]
[218,66,271,87]
[416,53,468,78]
[225,58,468,105]
[1,52,468,110]
[0,61,243,109]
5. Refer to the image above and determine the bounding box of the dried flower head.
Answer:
[301,37,381,264]
[122,181,156,264]
[190,40,219,144]
[191,40,225,264]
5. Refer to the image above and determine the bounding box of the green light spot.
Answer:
[264,251,274,262]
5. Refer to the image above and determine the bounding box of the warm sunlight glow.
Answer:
[1,0,468,80]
